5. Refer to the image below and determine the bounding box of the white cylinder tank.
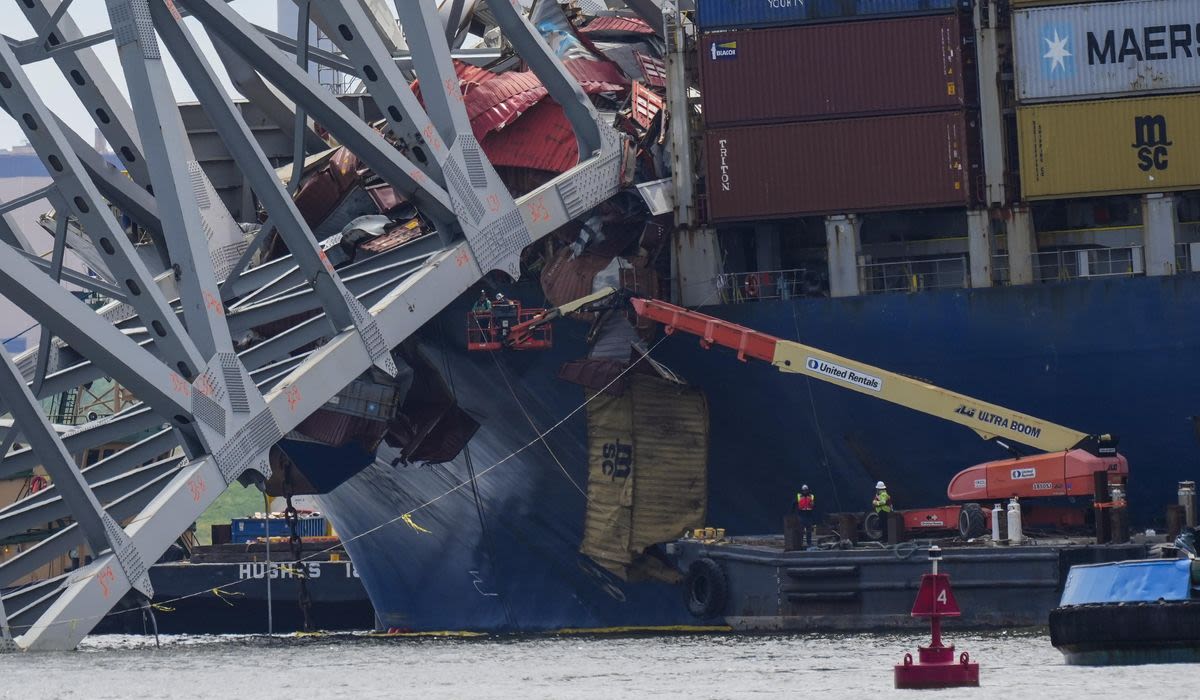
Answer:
[1007,497,1023,545]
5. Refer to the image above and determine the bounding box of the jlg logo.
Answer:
[1132,114,1171,172]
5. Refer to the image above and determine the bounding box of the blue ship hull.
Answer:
[299,275,1200,632]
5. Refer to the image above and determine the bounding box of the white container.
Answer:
[1014,0,1200,103]
[1007,498,1024,545]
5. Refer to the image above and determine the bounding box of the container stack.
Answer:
[696,0,980,222]
[1013,0,1200,200]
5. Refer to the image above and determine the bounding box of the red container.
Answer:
[704,111,980,221]
[699,15,972,126]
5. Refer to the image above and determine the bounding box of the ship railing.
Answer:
[858,255,968,295]
[992,245,1148,284]
[1034,245,1144,282]
[716,268,814,303]
[1177,242,1200,274]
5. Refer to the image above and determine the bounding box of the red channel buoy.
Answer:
[894,545,980,689]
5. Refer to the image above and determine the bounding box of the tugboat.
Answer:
[1049,525,1200,665]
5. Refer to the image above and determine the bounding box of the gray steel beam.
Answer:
[16,249,126,301]
[390,0,532,279]
[226,256,424,335]
[15,0,152,191]
[211,41,329,156]
[31,215,70,396]
[10,0,627,651]
[0,185,53,215]
[308,2,446,187]
[151,0,396,377]
[623,0,665,36]
[0,457,181,540]
[34,0,76,48]
[0,253,192,431]
[226,232,442,304]
[0,347,151,596]
[106,0,233,361]
[0,406,162,480]
[237,316,328,372]
[0,526,80,595]
[0,37,203,378]
[482,0,602,158]
[0,428,175,520]
[0,590,13,652]
[253,23,357,74]
[0,465,175,591]
[178,0,457,229]
[1,575,66,623]
[6,584,65,637]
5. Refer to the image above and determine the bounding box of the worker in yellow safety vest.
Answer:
[872,480,893,536]
[796,485,816,548]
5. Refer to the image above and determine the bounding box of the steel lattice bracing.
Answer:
[0,0,625,651]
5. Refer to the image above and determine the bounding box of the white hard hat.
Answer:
[495,293,505,301]
[875,481,887,489]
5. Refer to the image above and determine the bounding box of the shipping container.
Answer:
[705,111,980,221]
[700,15,971,126]
[1014,0,1200,103]
[695,0,963,31]
[1018,94,1200,199]
[231,517,329,542]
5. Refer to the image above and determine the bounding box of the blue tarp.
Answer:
[1060,559,1194,606]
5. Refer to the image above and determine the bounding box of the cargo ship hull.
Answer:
[297,274,1200,632]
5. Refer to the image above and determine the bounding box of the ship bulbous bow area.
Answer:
[0,0,634,650]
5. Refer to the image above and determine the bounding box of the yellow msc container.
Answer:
[1018,94,1200,200]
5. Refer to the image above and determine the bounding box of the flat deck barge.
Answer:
[668,536,1149,631]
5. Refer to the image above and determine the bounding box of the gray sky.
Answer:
[0,1,280,151]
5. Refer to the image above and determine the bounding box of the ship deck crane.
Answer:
[497,290,1129,535]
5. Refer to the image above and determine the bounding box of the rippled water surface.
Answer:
[3,630,1198,699]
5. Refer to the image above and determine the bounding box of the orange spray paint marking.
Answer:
[285,386,302,412]
[421,124,442,151]
[195,374,215,397]
[318,248,335,273]
[170,373,191,397]
[203,290,224,316]
[486,194,500,212]
[527,196,550,223]
[188,476,207,503]
[455,250,470,267]
[97,566,115,599]
[444,78,464,103]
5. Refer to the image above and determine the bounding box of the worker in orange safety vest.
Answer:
[796,484,816,548]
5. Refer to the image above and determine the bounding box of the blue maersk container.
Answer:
[696,0,962,31]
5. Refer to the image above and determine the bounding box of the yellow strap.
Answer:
[402,513,431,534]
[211,587,245,607]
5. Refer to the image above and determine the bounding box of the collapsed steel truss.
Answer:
[0,0,626,651]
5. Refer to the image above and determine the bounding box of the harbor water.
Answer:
[3,631,1198,699]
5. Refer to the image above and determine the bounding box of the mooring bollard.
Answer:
[893,545,980,689]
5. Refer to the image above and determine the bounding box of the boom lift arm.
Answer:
[620,295,1127,504]
[626,297,1117,457]
[499,289,1128,505]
